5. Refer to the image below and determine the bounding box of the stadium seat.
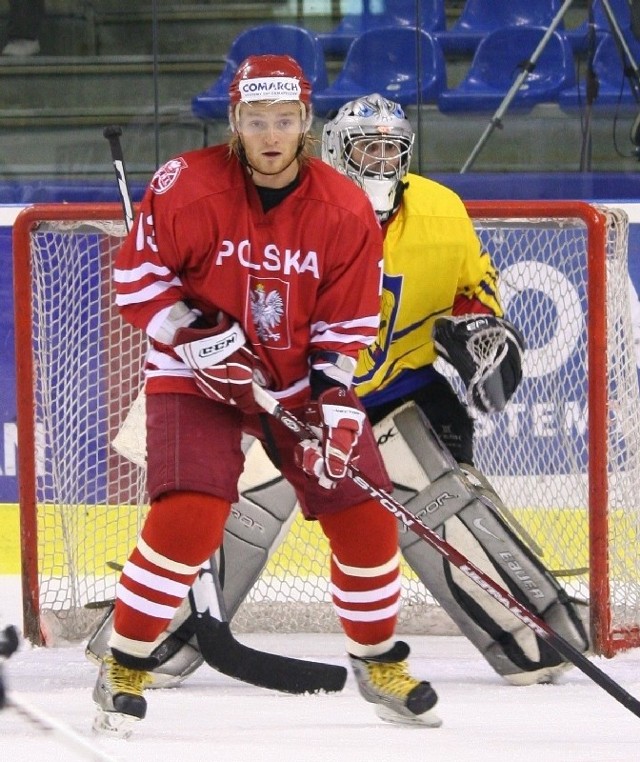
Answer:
[437,0,565,55]
[313,27,446,116]
[559,31,640,109]
[564,0,632,53]
[316,0,446,56]
[191,24,329,121]
[437,26,576,113]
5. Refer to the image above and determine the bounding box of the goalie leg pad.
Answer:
[374,402,589,684]
[85,598,203,689]
[218,473,299,619]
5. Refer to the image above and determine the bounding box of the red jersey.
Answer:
[114,145,384,406]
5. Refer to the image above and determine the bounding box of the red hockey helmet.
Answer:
[229,54,312,111]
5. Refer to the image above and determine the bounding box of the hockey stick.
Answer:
[1,626,118,762]
[103,125,135,232]
[251,383,640,720]
[190,558,347,694]
[7,694,119,762]
[101,127,346,695]
[89,562,346,694]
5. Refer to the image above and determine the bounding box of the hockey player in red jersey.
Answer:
[92,55,441,736]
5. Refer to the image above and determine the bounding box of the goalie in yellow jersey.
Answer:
[321,93,589,684]
[322,94,523,425]
[87,94,590,692]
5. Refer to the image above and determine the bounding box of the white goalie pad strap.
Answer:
[373,402,589,681]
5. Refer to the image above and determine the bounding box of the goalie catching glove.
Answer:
[433,315,525,414]
[296,387,366,490]
[173,313,268,414]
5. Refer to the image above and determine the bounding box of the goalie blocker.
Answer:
[88,403,588,687]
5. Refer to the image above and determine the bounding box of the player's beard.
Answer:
[240,138,303,183]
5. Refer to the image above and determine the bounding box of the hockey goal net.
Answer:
[13,201,640,658]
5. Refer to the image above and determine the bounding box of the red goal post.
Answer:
[12,200,640,657]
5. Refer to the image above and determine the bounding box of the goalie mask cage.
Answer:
[12,200,640,658]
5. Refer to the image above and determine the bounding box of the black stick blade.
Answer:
[196,618,347,695]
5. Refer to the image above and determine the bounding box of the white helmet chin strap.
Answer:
[360,177,397,219]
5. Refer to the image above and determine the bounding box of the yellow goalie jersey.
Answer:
[354,173,502,404]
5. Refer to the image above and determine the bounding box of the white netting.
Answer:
[466,207,640,653]
[23,217,147,642]
[16,204,640,654]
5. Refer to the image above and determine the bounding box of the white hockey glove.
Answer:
[296,387,366,490]
[433,315,525,414]
[173,314,267,415]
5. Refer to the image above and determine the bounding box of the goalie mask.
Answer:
[322,93,414,222]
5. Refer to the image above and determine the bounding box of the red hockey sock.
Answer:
[319,499,400,649]
[112,491,230,653]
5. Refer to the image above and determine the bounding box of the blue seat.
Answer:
[316,0,446,56]
[438,0,565,55]
[192,24,329,121]
[313,27,446,116]
[559,31,640,110]
[437,26,576,113]
[564,0,632,53]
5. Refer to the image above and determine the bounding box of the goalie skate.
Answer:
[503,661,573,686]
[349,641,442,728]
[92,655,151,739]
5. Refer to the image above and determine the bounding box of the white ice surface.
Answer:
[2,575,640,762]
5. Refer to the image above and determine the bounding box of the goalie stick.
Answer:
[250,382,640,720]
[102,126,347,695]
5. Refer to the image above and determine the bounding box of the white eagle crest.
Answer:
[251,284,284,341]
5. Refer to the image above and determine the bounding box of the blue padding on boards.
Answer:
[429,172,640,200]
[0,180,146,204]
